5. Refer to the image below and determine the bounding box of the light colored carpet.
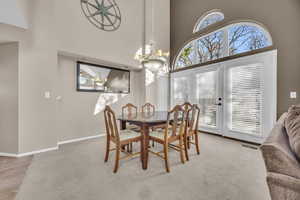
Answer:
[16,133,270,200]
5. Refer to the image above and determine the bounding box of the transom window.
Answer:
[193,10,224,33]
[174,11,273,70]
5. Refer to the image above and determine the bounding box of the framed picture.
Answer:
[76,61,130,93]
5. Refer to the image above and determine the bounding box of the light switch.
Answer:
[290,91,297,99]
[44,91,51,99]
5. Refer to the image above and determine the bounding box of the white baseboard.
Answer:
[0,134,105,158]
[17,146,59,157]
[0,146,59,158]
[58,134,104,146]
[0,152,18,157]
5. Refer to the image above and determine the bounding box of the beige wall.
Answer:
[0,0,146,154]
[0,42,19,154]
[56,56,144,142]
[0,0,171,154]
[170,0,300,116]
[54,0,143,68]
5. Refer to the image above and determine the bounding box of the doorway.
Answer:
[171,50,277,143]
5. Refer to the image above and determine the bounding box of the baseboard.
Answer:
[0,152,18,157]
[0,146,59,158]
[0,134,105,158]
[57,134,105,146]
[17,146,59,157]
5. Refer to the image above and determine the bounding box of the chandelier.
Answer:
[134,43,170,73]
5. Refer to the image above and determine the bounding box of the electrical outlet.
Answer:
[290,92,297,99]
[44,91,51,99]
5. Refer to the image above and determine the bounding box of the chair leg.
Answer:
[113,144,120,173]
[163,142,170,173]
[130,143,133,153]
[195,132,200,155]
[152,140,155,147]
[184,135,189,161]
[179,137,185,164]
[104,137,110,162]
[187,136,191,149]
[126,144,130,152]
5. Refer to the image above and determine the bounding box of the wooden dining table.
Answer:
[118,111,168,170]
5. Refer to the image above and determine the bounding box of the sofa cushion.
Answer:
[285,106,300,161]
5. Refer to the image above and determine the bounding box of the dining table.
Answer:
[118,111,169,170]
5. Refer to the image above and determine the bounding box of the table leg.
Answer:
[141,124,150,170]
[120,120,126,130]
[120,120,127,151]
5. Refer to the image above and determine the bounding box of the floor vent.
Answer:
[241,144,259,150]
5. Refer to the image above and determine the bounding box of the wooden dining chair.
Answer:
[148,105,187,173]
[122,103,138,117]
[122,103,140,130]
[141,103,155,113]
[180,102,193,148]
[141,103,158,147]
[184,104,201,161]
[104,106,142,173]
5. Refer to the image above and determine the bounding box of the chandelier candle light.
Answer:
[134,43,170,73]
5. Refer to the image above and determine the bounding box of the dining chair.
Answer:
[104,106,142,173]
[122,103,140,152]
[141,103,158,147]
[122,103,140,130]
[184,104,201,161]
[148,105,187,173]
[141,103,155,113]
[122,103,138,117]
[180,102,193,148]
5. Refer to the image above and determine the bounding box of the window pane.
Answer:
[229,25,271,55]
[175,43,195,68]
[194,12,224,32]
[197,30,225,63]
[172,76,190,105]
[196,71,218,127]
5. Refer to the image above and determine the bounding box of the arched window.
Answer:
[174,13,273,70]
[193,10,224,33]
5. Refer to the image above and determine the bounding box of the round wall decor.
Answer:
[80,0,121,31]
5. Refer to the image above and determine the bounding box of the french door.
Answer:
[171,50,277,143]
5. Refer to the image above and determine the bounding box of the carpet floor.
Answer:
[0,156,32,200]
[16,133,270,200]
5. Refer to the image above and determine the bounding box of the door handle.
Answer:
[214,103,222,106]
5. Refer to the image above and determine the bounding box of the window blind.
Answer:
[229,64,263,136]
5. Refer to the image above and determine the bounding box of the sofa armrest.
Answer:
[261,124,300,179]
[267,172,300,200]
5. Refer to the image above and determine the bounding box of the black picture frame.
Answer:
[76,61,130,94]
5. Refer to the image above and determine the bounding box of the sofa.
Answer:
[260,113,300,200]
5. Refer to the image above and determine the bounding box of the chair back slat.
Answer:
[165,105,186,138]
[142,103,155,113]
[104,106,120,140]
[187,104,200,133]
[122,103,138,118]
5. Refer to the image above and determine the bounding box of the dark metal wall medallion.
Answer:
[81,0,121,31]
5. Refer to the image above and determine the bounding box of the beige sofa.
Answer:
[260,113,300,200]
